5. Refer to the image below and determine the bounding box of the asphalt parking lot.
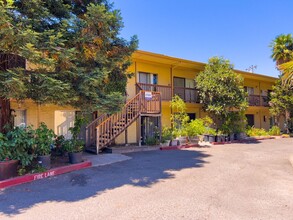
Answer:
[1,138,293,220]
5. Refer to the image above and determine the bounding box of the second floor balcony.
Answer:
[136,83,200,103]
[136,83,270,107]
[248,95,269,107]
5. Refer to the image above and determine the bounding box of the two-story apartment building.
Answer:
[8,50,279,153]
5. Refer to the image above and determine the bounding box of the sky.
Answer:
[112,0,293,78]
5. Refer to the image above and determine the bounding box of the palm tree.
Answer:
[270,34,293,65]
[279,60,293,87]
[270,34,293,87]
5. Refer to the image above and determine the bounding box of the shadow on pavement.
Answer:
[0,149,210,216]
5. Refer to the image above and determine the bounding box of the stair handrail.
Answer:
[97,91,142,129]
[95,90,161,152]
[85,113,108,147]
[136,83,143,94]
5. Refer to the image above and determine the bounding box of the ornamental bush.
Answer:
[246,127,269,137]
[268,126,281,136]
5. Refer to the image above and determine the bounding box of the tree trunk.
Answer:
[0,97,11,133]
[285,110,290,134]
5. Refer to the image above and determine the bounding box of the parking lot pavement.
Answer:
[1,138,293,220]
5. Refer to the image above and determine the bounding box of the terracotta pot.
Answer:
[0,160,18,180]
[68,152,83,164]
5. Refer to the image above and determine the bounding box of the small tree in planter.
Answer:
[161,127,173,146]
[170,95,190,145]
[63,117,85,164]
[196,57,248,131]
[185,118,207,144]
[220,112,247,141]
[198,116,215,142]
[63,139,84,164]
[34,123,55,169]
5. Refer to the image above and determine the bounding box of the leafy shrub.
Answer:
[145,136,160,146]
[204,127,217,135]
[246,127,269,137]
[34,123,55,156]
[62,117,85,153]
[62,139,84,153]
[268,126,281,136]
[161,127,173,143]
[185,119,206,137]
[5,126,35,167]
[0,133,10,161]
[220,112,247,134]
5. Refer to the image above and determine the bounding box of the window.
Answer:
[173,77,185,100]
[138,72,158,85]
[14,110,26,127]
[245,114,254,127]
[174,77,198,102]
[139,72,151,84]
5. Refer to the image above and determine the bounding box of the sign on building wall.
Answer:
[145,91,152,100]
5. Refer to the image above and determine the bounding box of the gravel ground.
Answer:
[1,138,293,220]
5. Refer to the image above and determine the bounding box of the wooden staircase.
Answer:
[85,90,161,154]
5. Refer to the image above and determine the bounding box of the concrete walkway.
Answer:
[83,153,132,167]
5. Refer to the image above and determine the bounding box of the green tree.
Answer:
[269,79,293,133]
[0,0,138,131]
[279,61,293,86]
[270,34,293,87]
[170,95,189,137]
[196,57,247,130]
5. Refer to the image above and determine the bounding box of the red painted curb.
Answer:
[160,144,199,150]
[211,142,229,145]
[0,160,92,189]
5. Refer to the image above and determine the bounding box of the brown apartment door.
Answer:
[246,114,255,127]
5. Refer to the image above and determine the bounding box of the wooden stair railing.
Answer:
[95,90,161,153]
[85,113,108,149]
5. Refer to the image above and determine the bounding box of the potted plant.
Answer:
[1,126,36,179]
[34,123,55,169]
[216,130,225,143]
[63,139,84,164]
[160,126,172,146]
[206,128,217,143]
[0,133,19,180]
[63,117,85,164]
[186,119,206,144]
[201,117,214,142]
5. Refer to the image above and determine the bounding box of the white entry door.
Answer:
[54,110,75,139]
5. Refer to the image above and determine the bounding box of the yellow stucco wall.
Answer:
[10,100,75,131]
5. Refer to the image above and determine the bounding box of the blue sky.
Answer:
[112,0,293,77]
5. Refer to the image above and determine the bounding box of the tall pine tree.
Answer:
[0,0,138,131]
